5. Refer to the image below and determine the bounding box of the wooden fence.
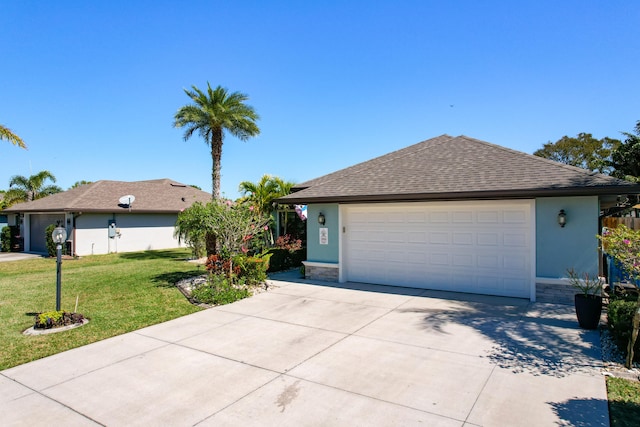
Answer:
[602,217,640,230]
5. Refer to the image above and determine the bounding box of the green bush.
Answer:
[45,224,56,256]
[608,298,640,362]
[266,248,306,272]
[45,224,68,257]
[1,226,10,252]
[191,274,250,305]
[194,252,272,305]
[34,310,85,329]
[234,253,272,286]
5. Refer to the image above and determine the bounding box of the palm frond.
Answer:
[173,82,261,198]
[0,124,27,149]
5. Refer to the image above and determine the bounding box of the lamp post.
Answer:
[52,226,67,311]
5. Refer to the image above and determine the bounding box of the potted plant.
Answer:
[567,268,603,330]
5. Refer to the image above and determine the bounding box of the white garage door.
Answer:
[343,201,534,298]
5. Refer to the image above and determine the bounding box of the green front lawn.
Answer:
[0,249,203,370]
[607,376,640,426]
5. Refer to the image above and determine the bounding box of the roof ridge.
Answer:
[64,180,104,207]
[456,134,629,184]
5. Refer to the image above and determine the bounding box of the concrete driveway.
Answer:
[0,277,609,426]
[0,252,44,262]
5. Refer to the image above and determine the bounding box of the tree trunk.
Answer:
[205,232,217,257]
[210,129,223,200]
[625,298,640,369]
[208,129,224,255]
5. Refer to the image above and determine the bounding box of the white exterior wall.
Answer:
[74,213,183,256]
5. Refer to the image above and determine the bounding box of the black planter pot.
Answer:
[574,294,603,330]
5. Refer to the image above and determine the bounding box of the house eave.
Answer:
[278,186,640,204]
[2,208,182,214]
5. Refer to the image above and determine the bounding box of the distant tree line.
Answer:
[534,120,640,181]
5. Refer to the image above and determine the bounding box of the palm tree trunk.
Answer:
[206,128,224,256]
[210,129,223,200]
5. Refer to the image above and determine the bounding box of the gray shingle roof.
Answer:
[280,135,640,203]
[3,179,212,213]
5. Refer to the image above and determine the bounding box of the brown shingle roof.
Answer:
[2,179,212,213]
[279,135,640,203]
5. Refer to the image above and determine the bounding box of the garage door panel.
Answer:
[452,211,474,223]
[503,255,527,270]
[477,255,499,268]
[429,232,450,244]
[477,211,499,223]
[504,210,527,223]
[430,253,450,265]
[344,201,533,298]
[452,254,474,267]
[429,212,449,223]
[407,212,426,223]
[408,232,426,243]
[503,233,527,247]
[385,251,404,263]
[386,231,406,243]
[477,233,499,246]
[453,232,473,245]
[407,251,427,264]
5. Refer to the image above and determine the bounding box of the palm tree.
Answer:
[0,124,27,149]
[3,170,62,206]
[238,174,281,217]
[239,175,297,240]
[70,180,92,189]
[239,175,297,216]
[272,177,296,235]
[174,83,260,199]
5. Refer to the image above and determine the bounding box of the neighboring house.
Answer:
[279,134,640,302]
[2,179,211,256]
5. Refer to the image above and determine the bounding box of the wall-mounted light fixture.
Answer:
[318,212,326,225]
[558,209,567,228]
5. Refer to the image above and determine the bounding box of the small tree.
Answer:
[174,202,211,258]
[208,199,271,259]
[598,224,640,368]
[175,199,271,261]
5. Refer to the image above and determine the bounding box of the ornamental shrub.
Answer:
[204,252,272,286]
[45,224,57,257]
[608,297,640,363]
[175,199,271,257]
[34,311,85,329]
[275,234,303,252]
[599,224,640,367]
[191,273,250,305]
[266,247,306,272]
[234,253,272,286]
[599,225,640,280]
[174,202,209,258]
[1,226,10,252]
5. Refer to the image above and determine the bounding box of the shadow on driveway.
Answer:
[400,295,601,377]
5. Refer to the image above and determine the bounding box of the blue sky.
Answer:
[1,1,639,199]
